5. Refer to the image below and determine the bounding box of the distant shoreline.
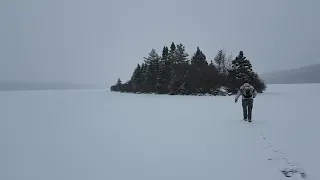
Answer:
[260,63,320,84]
[0,81,105,91]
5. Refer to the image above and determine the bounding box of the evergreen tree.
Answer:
[167,42,177,93]
[110,78,123,92]
[214,49,226,74]
[116,78,122,86]
[169,42,176,54]
[227,51,265,93]
[117,78,122,91]
[143,48,160,91]
[166,43,189,94]
[169,42,176,65]
[156,46,170,93]
[191,47,207,67]
[170,42,176,51]
[143,48,160,66]
[131,64,142,92]
[189,47,208,93]
[175,43,189,64]
[232,51,253,80]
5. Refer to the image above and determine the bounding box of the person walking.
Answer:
[235,79,257,122]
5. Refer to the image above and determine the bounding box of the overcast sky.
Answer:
[1,0,319,87]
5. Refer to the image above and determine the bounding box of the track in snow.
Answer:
[256,130,307,179]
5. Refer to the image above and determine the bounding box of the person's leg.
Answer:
[248,99,253,121]
[242,99,248,120]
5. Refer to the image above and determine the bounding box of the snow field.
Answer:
[0,84,319,180]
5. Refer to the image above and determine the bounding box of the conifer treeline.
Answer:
[110,42,266,95]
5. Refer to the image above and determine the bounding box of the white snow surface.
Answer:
[1,84,319,180]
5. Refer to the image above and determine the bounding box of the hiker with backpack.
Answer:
[235,79,257,122]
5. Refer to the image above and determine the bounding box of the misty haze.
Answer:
[1,0,319,180]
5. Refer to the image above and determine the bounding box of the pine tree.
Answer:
[166,43,189,94]
[175,43,189,64]
[156,46,170,93]
[226,51,251,93]
[143,48,160,91]
[143,48,160,66]
[117,78,122,91]
[131,64,142,92]
[189,47,208,93]
[227,51,266,94]
[169,42,176,65]
[191,47,207,67]
[231,51,253,80]
[214,49,226,74]
[116,78,122,86]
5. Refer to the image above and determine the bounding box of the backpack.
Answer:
[242,85,253,98]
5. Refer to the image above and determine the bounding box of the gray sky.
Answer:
[1,0,319,87]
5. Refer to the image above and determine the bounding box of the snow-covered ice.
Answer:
[0,84,319,180]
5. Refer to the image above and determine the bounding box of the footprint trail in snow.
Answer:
[255,130,308,179]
